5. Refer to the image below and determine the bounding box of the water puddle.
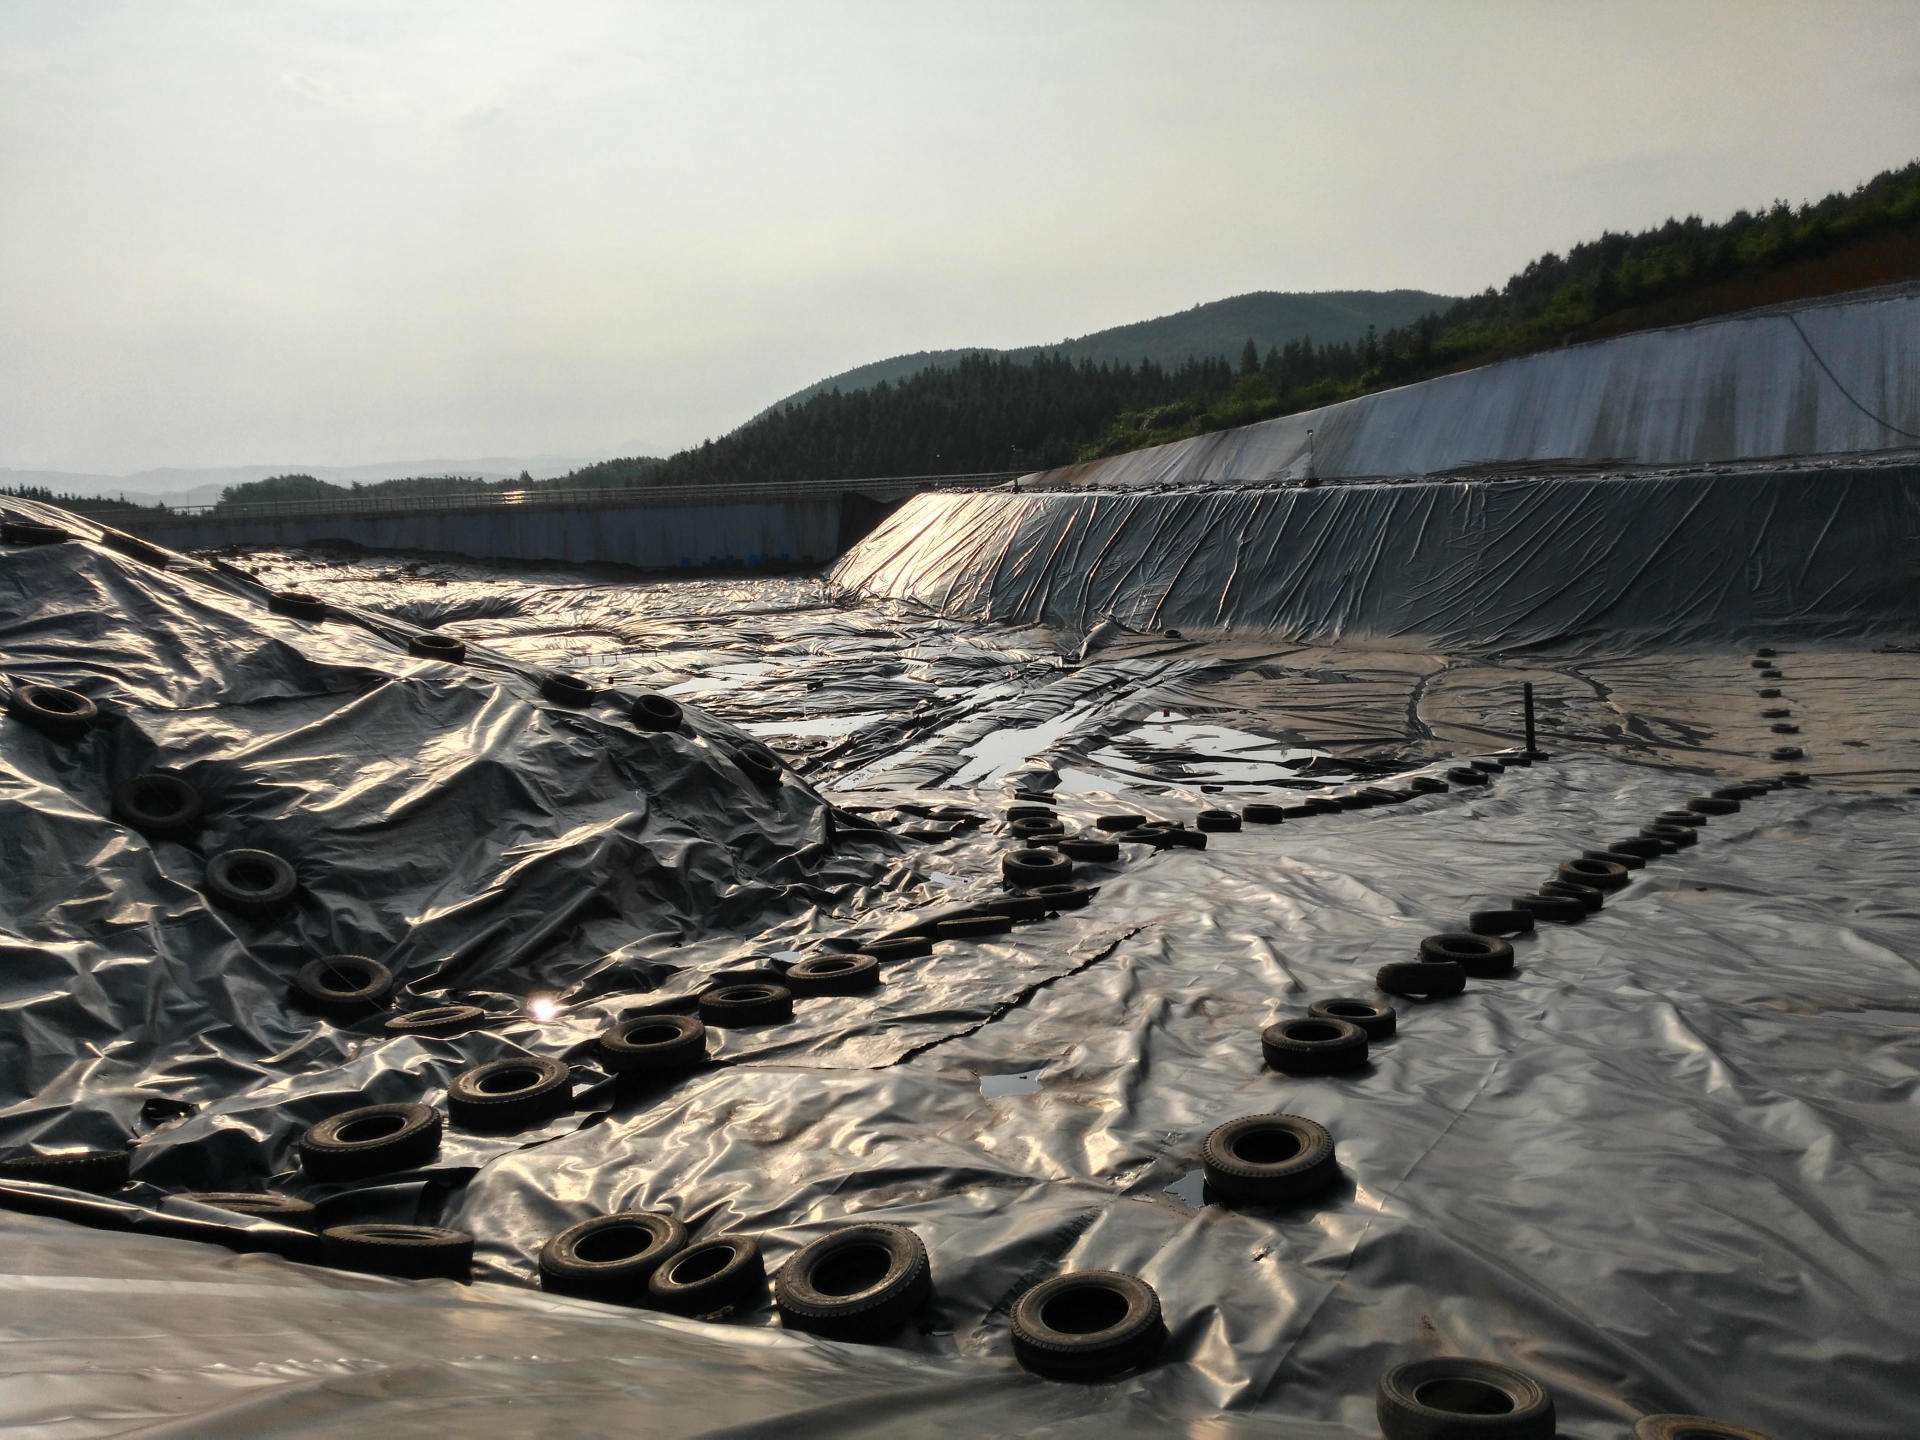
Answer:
[1162,1169,1208,1207]
[948,702,1100,786]
[977,1067,1044,1098]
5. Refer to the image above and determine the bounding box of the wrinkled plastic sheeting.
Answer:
[1023,288,1920,489]
[4,506,1920,1438]
[833,464,1920,650]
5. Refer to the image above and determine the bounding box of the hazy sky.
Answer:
[4,1,1917,472]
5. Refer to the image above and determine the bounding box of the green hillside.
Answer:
[754,289,1455,419]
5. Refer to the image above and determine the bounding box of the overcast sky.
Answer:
[3,0,1917,472]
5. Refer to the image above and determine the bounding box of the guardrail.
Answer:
[97,471,1023,529]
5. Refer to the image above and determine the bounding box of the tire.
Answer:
[934,914,1013,940]
[630,693,683,732]
[1028,882,1095,911]
[1003,847,1073,888]
[1514,892,1584,924]
[322,1223,473,1282]
[1769,746,1803,762]
[1010,1270,1165,1380]
[268,591,327,621]
[1116,827,1175,849]
[733,744,784,789]
[102,531,170,565]
[1756,686,1783,698]
[858,935,932,961]
[1688,797,1738,815]
[176,1191,316,1226]
[786,953,881,995]
[447,1056,573,1130]
[1242,802,1287,824]
[1093,813,1147,831]
[1610,837,1663,860]
[774,1223,932,1343]
[1158,827,1206,849]
[1469,907,1535,936]
[1589,847,1645,871]
[1410,777,1450,794]
[0,1147,130,1192]
[2,519,68,545]
[1754,646,1777,658]
[1779,770,1809,786]
[541,672,596,707]
[1748,658,1771,669]
[1539,879,1603,913]
[384,1004,488,1037]
[1757,667,1783,680]
[8,683,97,739]
[1446,767,1490,786]
[292,955,394,1018]
[298,1103,441,1181]
[1057,835,1120,862]
[407,632,465,662]
[1419,933,1515,977]
[1758,707,1791,720]
[1558,858,1628,891]
[597,1013,707,1074]
[1641,823,1698,849]
[1376,1356,1555,1440]
[111,771,203,837]
[1196,808,1241,832]
[1656,810,1707,828]
[539,1211,687,1302]
[204,848,298,916]
[1632,1416,1773,1440]
[647,1234,768,1316]
[1007,815,1067,840]
[1261,1016,1369,1074]
[1334,792,1374,810]
[698,982,794,1025]
[1470,759,1505,774]
[1377,960,1467,998]
[989,891,1056,922]
[1308,997,1396,1039]
[1006,803,1056,822]
[1199,1114,1338,1204]
[1300,797,1343,814]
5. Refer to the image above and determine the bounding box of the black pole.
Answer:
[1523,681,1536,754]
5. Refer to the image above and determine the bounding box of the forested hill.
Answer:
[754,289,1454,418]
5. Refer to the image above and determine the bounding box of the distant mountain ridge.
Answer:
[754,289,1456,419]
[0,456,599,509]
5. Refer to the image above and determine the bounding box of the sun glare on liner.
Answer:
[526,994,561,1021]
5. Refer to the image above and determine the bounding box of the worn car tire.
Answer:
[447,1056,572,1130]
[1093,813,1147,831]
[292,955,394,1017]
[1589,846,1646,871]
[1470,907,1535,936]
[323,1223,473,1281]
[647,1234,768,1315]
[384,1004,488,1037]
[1642,823,1698,849]
[733,744,784,789]
[1003,847,1073,888]
[1610,837,1664,860]
[1010,1270,1165,1380]
[858,935,933,962]
[1196,808,1241,832]
[204,848,298,916]
[1376,960,1467,998]
[698,981,794,1025]
[1688,796,1739,816]
[1419,933,1515,977]
[774,1223,932,1343]
[539,1211,687,1302]
[298,1102,442,1181]
[1540,879,1604,913]
[1241,802,1287,824]
[0,1147,130,1192]
[1200,1113,1338,1204]
[176,1191,317,1226]
[630,693,684,732]
[1261,1016,1369,1074]
[540,671,596,707]
[1376,1355,1555,1439]
[268,591,327,621]
[1308,997,1396,1039]
[112,771,203,837]
[786,953,881,996]
[1056,835,1121,862]
[1559,857,1629,891]
[934,913,1013,940]
[1515,892,1586,924]
[1446,767,1490,786]
[8,683,97,739]
[407,633,466,662]
[597,1013,707,1074]
[1632,1416,1772,1440]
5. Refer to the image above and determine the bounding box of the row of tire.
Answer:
[1749,648,1808,765]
